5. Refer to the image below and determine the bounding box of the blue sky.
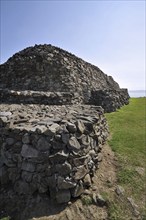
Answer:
[0,0,145,90]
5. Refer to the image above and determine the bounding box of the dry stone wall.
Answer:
[90,89,129,112]
[0,89,80,105]
[0,44,130,112]
[0,104,108,203]
[0,44,129,207]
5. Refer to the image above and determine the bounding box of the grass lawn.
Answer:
[106,97,146,219]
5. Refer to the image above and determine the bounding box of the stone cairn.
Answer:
[0,104,108,203]
[0,44,130,112]
[0,44,129,204]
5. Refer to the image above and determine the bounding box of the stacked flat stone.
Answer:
[0,44,130,112]
[0,105,108,203]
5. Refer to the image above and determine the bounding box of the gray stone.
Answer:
[21,161,36,172]
[6,138,15,145]
[12,154,22,163]
[67,122,77,133]
[21,171,33,182]
[97,152,103,162]
[36,125,48,134]
[53,141,65,150]
[80,135,90,146]
[0,111,12,117]
[45,175,56,187]
[68,137,81,152]
[89,149,96,158]
[8,167,20,182]
[71,182,84,197]
[44,123,60,136]
[14,180,31,194]
[74,165,88,180]
[55,162,72,176]
[22,134,30,144]
[76,120,85,133]
[55,134,61,141]
[57,176,76,189]
[56,189,71,203]
[36,136,51,151]
[115,185,125,196]
[3,156,16,167]
[0,156,5,168]
[44,165,52,176]
[127,197,140,217]
[21,144,39,158]
[83,174,91,187]
[62,133,70,144]
[96,193,107,206]
[49,151,69,164]
[36,164,47,173]
[38,181,48,193]
[73,155,88,166]
[135,167,145,176]
[92,193,107,206]
[0,166,9,184]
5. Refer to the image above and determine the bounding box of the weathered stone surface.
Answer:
[67,122,77,133]
[73,155,88,166]
[93,193,107,207]
[49,151,69,164]
[21,161,36,172]
[14,180,31,194]
[45,175,56,188]
[0,166,9,184]
[83,174,91,187]
[68,137,81,152]
[62,133,70,144]
[57,176,76,189]
[44,123,60,136]
[0,44,129,111]
[21,171,33,182]
[0,105,109,203]
[127,197,140,217]
[115,185,125,196]
[21,144,39,158]
[22,134,30,144]
[36,136,51,151]
[55,162,72,176]
[0,111,12,117]
[74,165,89,180]
[56,189,71,203]
[76,120,85,133]
[71,182,84,197]
[6,138,15,145]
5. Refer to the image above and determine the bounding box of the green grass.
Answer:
[0,217,10,220]
[81,195,93,206]
[105,97,146,219]
[106,98,145,167]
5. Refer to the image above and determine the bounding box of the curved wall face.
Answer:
[0,105,108,203]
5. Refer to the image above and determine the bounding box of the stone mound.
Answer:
[0,44,129,218]
[0,44,130,112]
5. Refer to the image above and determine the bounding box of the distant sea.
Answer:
[128,90,146,98]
